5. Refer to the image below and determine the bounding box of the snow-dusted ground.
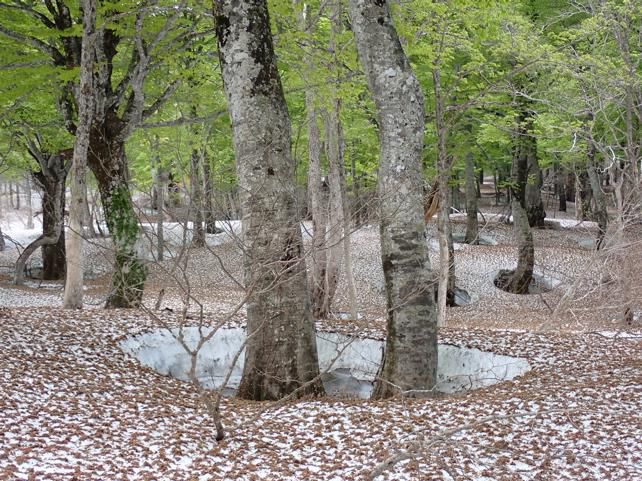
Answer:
[1,205,641,480]
[0,309,640,480]
[120,327,530,396]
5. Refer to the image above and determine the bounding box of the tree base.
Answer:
[494,268,532,295]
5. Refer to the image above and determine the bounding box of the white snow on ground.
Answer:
[0,308,640,481]
[119,327,530,396]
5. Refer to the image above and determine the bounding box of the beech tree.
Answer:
[214,0,324,401]
[64,0,95,308]
[349,0,437,398]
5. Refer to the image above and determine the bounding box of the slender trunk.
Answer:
[575,171,592,221]
[25,176,34,229]
[64,0,96,309]
[350,0,437,398]
[464,152,479,244]
[152,138,166,261]
[215,0,323,400]
[9,183,15,209]
[328,1,358,320]
[307,105,329,319]
[190,148,205,248]
[15,184,20,210]
[585,130,608,249]
[433,67,456,323]
[202,158,217,233]
[556,164,567,212]
[525,134,546,227]
[324,109,344,317]
[0,224,4,251]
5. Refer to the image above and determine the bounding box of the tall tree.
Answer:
[64,0,96,308]
[214,0,324,401]
[349,0,437,398]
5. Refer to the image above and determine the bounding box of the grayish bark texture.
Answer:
[215,0,323,400]
[464,152,479,244]
[64,0,96,309]
[349,0,437,398]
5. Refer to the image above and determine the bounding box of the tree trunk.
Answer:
[585,129,608,249]
[202,157,217,234]
[433,67,456,324]
[25,176,34,230]
[88,123,146,308]
[16,169,66,284]
[190,148,205,248]
[464,152,479,244]
[29,152,69,281]
[575,171,592,221]
[525,134,546,227]
[64,0,95,309]
[215,0,323,400]
[350,0,437,398]
[324,109,344,317]
[306,105,329,319]
[495,108,534,294]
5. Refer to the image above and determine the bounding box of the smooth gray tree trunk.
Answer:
[64,0,96,308]
[350,0,437,398]
[215,0,323,401]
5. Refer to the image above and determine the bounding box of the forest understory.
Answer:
[1,195,641,481]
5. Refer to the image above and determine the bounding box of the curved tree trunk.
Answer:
[29,152,69,281]
[350,0,437,399]
[215,0,323,401]
[15,174,65,284]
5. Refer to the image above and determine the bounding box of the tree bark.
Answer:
[525,130,546,228]
[307,105,330,319]
[495,107,534,294]
[24,176,34,230]
[464,152,479,244]
[16,159,67,284]
[88,123,146,308]
[190,148,205,248]
[350,0,437,398]
[28,151,69,281]
[215,0,323,400]
[64,0,96,309]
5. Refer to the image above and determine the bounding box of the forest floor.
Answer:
[0,199,641,480]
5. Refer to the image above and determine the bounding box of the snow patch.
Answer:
[120,328,531,398]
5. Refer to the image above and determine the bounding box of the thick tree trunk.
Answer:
[350,0,437,398]
[88,122,146,308]
[16,169,66,284]
[495,108,534,294]
[29,152,69,281]
[464,152,479,244]
[215,0,323,400]
[64,0,96,309]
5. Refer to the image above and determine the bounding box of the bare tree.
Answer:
[214,0,324,400]
[349,0,438,398]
